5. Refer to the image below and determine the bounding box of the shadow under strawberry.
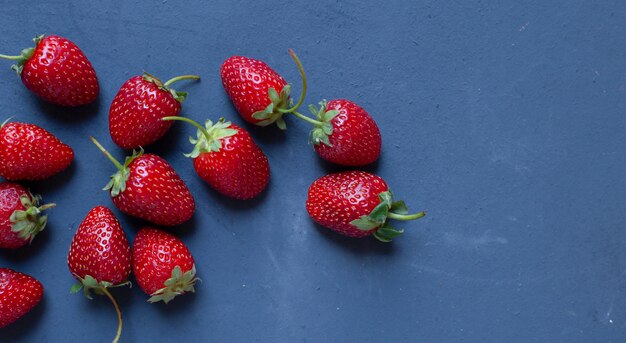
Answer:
[34,95,101,124]
[142,120,186,159]
[312,222,396,256]
[26,160,77,193]
[198,175,271,211]
[239,120,289,145]
[170,214,199,239]
[0,296,46,342]
[151,286,201,316]
[120,211,198,240]
[316,154,382,175]
[0,228,50,261]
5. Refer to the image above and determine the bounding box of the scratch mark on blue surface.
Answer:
[408,263,518,285]
[443,232,508,249]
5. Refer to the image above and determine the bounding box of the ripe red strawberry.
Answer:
[0,268,43,328]
[90,137,195,225]
[306,171,425,242]
[0,182,54,249]
[0,35,99,106]
[67,206,131,343]
[163,116,269,199]
[109,73,200,149]
[221,50,306,129]
[0,120,74,181]
[68,206,131,289]
[307,99,381,166]
[132,227,198,303]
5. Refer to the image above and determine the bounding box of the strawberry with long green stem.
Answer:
[67,206,131,343]
[306,171,425,242]
[220,49,307,128]
[90,137,195,225]
[0,35,99,106]
[282,52,382,166]
[109,72,200,149]
[226,50,382,166]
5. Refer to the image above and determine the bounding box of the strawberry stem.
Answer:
[1,117,13,128]
[0,54,23,60]
[163,75,200,87]
[101,288,123,343]
[89,136,125,171]
[278,49,307,114]
[162,116,211,141]
[387,211,426,221]
[37,203,56,211]
[291,111,324,126]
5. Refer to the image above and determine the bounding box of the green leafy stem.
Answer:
[350,191,426,242]
[70,274,130,343]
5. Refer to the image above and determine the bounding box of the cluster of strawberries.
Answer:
[0,35,426,341]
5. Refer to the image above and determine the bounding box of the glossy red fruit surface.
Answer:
[192,122,269,199]
[306,171,389,237]
[67,206,131,285]
[0,182,53,249]
[0,121,74,181]
[220,55,289,125]
[18,35,99,106]
[0,268,44,328]
[306,171,425,242]
[311,99,381,166]
[132,227,197,303]
[111,154,196,225]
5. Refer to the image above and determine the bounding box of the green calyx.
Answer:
[0,35,44,75]
[308,100,339,147]
[104,149,142,197]
[70,274,131,300]
[9,193,55,243]
[350,191,426,243]
[252,85,292,129]
[142,72,200,103]
[251,49,309,130]
[70,274,127,343]
[162,116,238,158]
[148,265,198,304]
[90,136,141,198]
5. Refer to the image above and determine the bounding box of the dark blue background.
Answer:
[1,1,625,342]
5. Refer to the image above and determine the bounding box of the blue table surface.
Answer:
[1,1,626,342]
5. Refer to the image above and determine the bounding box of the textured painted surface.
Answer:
[0,1,625,342]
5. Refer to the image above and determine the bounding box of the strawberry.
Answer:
[220,49,307,129]
[109,73,200,149]
[0,35,98,106]
[0,182,54,249]
[67,206,131,343]
[257,52,380,166]
[222,51,381,166]
[306,99,381,166]
[67,206,131,291]
[132,227,198,303]
[0,119,74,181]
[305,171,425,242]
[0,268,43,328]
[90,137,195,225]
[162,116,269,199]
